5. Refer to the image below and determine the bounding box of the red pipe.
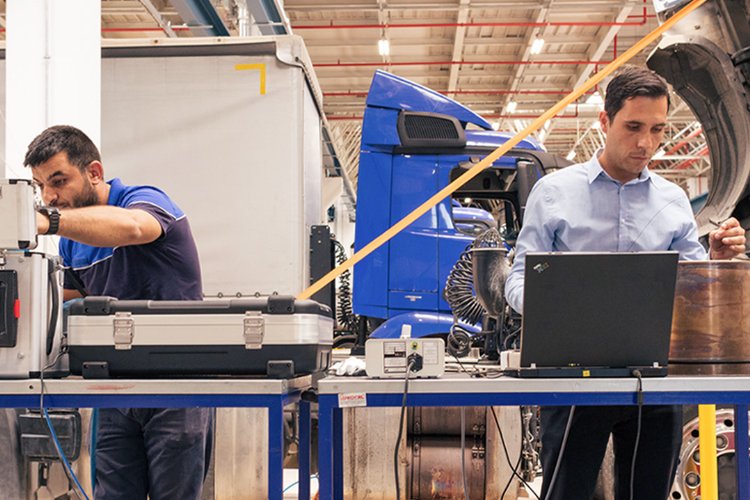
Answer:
[323,89,595,97]
[327,104,580,121]
[294,20,645,30]
[0,27,195,33]
[101,27,194,32]
[316,59,612,67]
[663,128,704,156]
[296,0,649,30]
[670,146,709,171]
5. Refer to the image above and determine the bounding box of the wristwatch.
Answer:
[39,206,60,235]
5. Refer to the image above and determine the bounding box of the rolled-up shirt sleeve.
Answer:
[669,194,708,261]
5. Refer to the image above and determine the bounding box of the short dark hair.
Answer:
[24,125,101,171]
[604,65,670,120]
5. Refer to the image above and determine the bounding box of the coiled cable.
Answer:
[333,239,359,333]
[443,228,504,325]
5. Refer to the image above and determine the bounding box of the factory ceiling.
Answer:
[0,0,711,194]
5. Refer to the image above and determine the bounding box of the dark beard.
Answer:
[71,181,99,208]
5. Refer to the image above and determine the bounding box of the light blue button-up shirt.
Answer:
[504,152,707,313]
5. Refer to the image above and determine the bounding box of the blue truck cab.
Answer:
[353,70,569,339]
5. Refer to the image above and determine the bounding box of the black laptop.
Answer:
[508,251,679,378]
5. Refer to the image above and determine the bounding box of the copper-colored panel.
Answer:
[670,261,750,374]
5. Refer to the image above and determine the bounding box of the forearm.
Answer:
[38,205,161,247]
[63,289,83,301]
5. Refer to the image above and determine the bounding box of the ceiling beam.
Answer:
[138,0,177,37]
[170,0,230,36]
[570,2,635,91]
[497,0,550,130]
[447,0,471,94]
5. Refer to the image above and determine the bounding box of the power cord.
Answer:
[39,376,89,500]
[450,352,540,499]
[394,359,417,500]
[542,406,576,500]
[491,406,540,500]
[629,370,644,500]
[498,407,532,499]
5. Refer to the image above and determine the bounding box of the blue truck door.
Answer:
[388,154,440,312]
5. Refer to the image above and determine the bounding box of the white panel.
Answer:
[5,0,100,179]
[101,45,324,296]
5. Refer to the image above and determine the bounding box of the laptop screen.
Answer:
[520,252,679,369]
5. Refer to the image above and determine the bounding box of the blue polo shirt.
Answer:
[60,178,203,300]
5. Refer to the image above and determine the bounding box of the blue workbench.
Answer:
[317,373,750,500]
[0,376,313,500]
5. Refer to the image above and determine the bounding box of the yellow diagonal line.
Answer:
[235,63,266,95]
[298,0,707,301]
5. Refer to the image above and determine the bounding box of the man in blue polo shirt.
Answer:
[25,125,212,500]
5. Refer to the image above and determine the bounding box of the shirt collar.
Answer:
[106,178,125,206]
[585,150,656,187]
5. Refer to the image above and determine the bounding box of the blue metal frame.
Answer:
[298,400,311,500]
[0,389,307,500]
[316,387,750,500]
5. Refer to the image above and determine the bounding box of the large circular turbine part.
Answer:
[647,0,750,240]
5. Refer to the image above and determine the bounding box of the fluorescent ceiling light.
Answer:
[530,37,545,55]
[566,150,576,161]
[506,100,518,113]
[492,122,500,131]
[590,120,601,130]
[378,39,390,56]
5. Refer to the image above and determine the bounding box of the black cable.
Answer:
[499,406,529,499]
[490,406,541,500]
[543,406,576,500]
[450,351,539,499]
[630,370,644,500]
[394,359,416,500]
[46,259,60,356]
[447,323,473,358]
[332,240,358,333]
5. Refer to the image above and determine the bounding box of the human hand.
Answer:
[709,217,746,259]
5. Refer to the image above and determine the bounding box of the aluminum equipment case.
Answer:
[66,295,333,378]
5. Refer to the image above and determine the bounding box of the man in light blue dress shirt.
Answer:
[505,65,746,500]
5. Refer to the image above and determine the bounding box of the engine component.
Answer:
[408,435,486,499]
[470,247,510,319]
[342,405,523,499]
[444,228,503,326]
[670,261,750,374]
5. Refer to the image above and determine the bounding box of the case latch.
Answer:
[243,311,264,349]
[113,312,134,350]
